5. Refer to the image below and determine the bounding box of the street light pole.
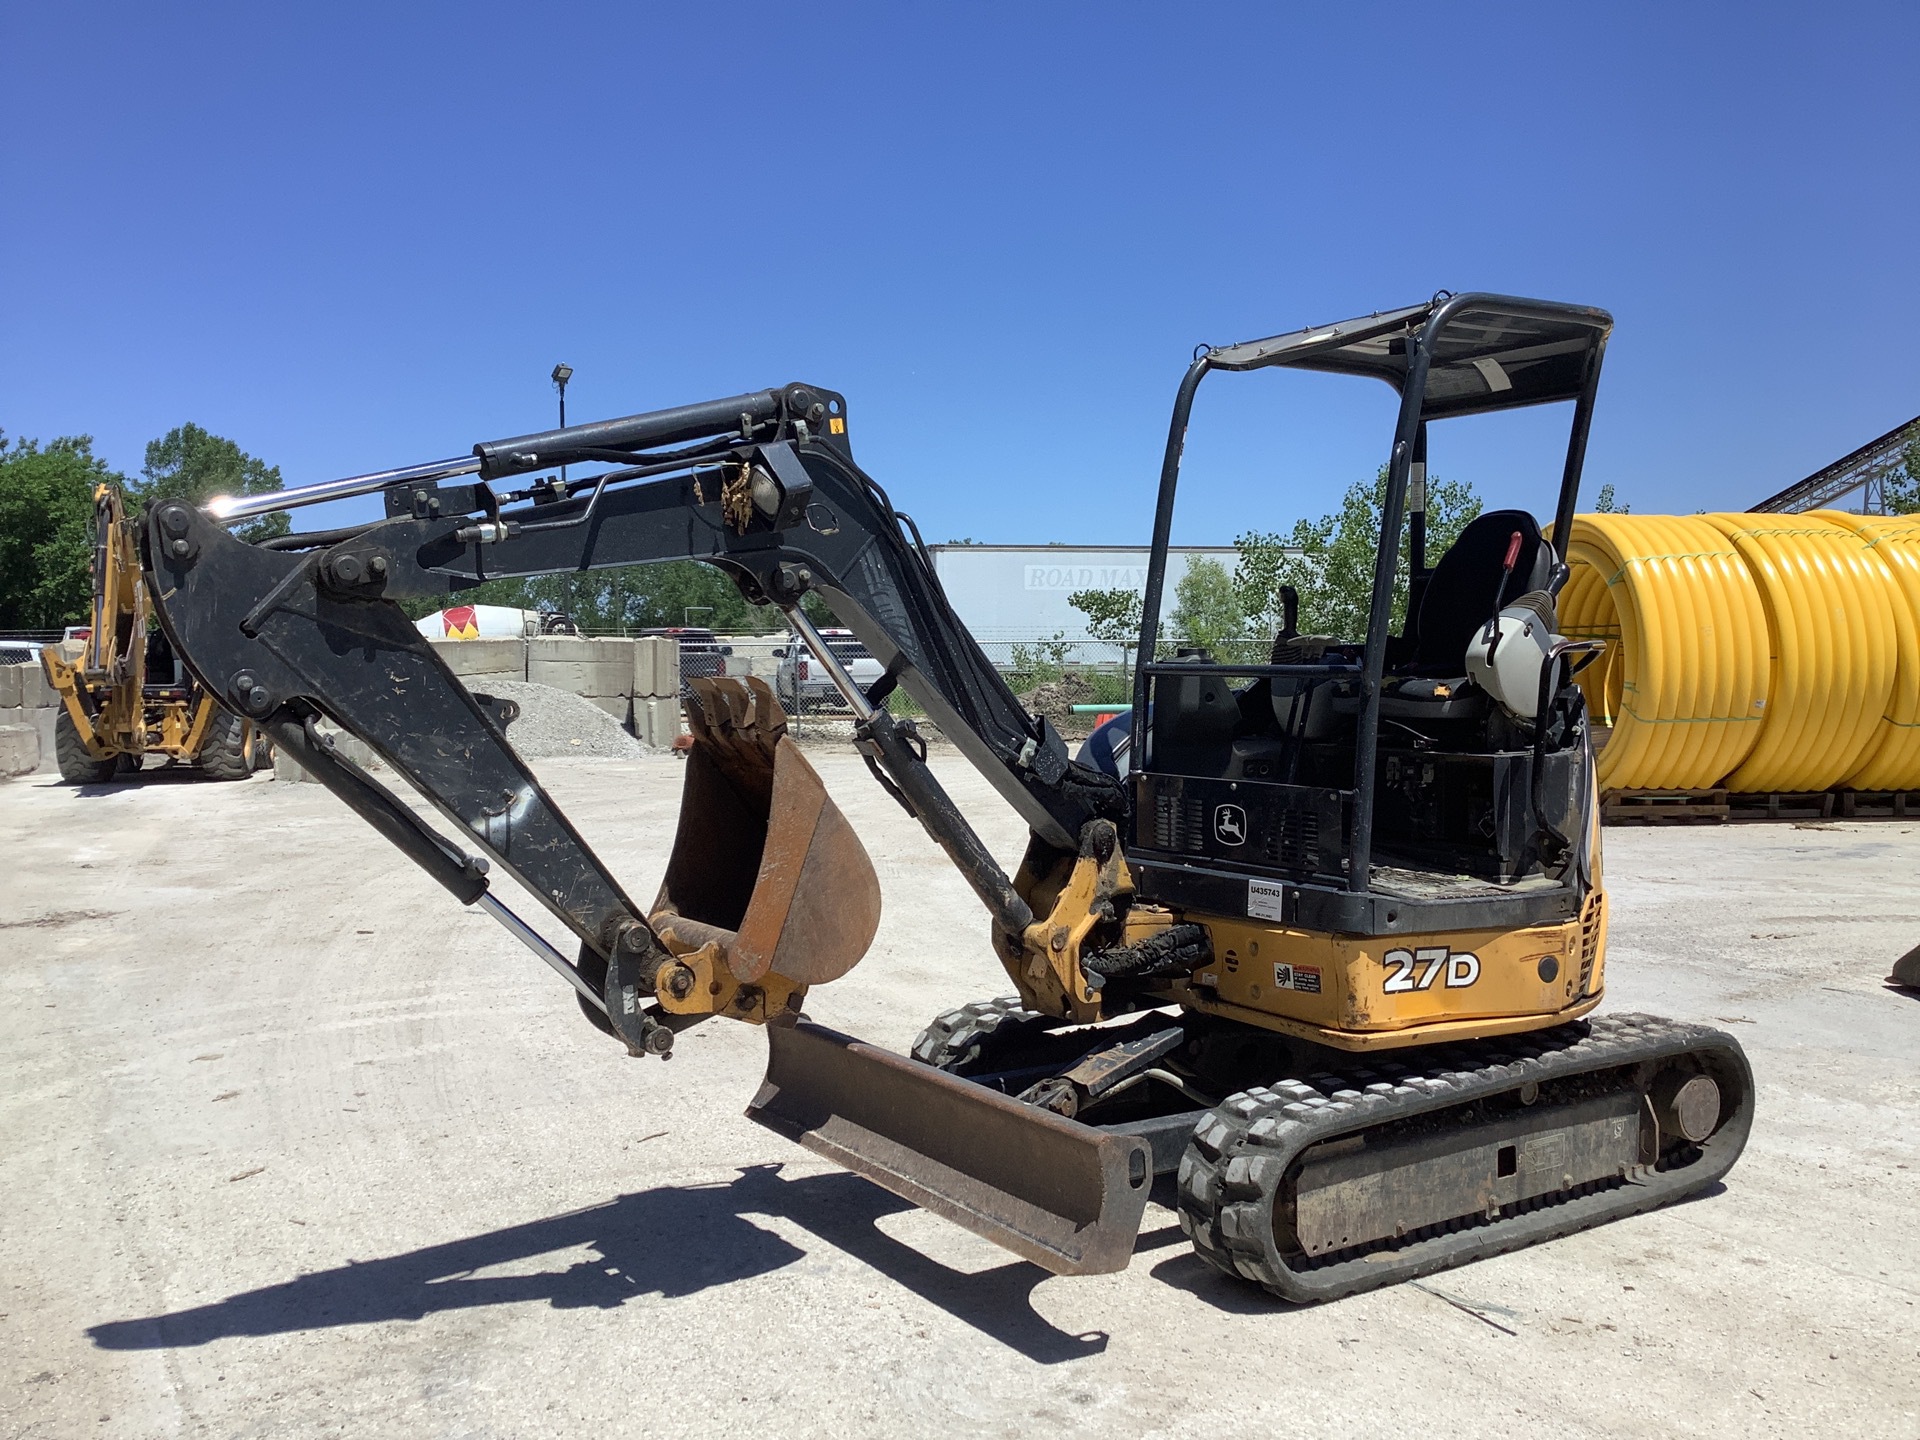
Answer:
[550,362,573,487]
[550,362,575,625]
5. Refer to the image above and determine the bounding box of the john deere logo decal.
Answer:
[1213,803,1247,846]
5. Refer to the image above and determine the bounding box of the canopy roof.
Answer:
[1205,294,1612,419]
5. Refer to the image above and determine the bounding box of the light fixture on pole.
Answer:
[551,363,573,485]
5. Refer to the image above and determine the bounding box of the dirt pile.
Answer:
[1018,673,1099,734]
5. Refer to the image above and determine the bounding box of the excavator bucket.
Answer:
[748,1020,1155,1275]
[651,677,881,987]
[664,679,1151,1272]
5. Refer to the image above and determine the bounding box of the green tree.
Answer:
[403,558,832,633]
[132,423,289,542]
[1594,482,1629,513]
[1233,465,1482,641]
[1169,556,1243,650]
[0,432,123,629]
[1888,421,1920,516]
[1068,586,1143,643]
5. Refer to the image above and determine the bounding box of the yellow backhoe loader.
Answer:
[141,294,1749,1302]
[42,484,260,784]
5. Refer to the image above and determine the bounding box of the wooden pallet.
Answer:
[1814,789,1917,820]
[1603,787,1920,824]
[1602,789,1729,824]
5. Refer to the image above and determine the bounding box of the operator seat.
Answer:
[1403,509,1552,676]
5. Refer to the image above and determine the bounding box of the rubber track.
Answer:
[1177,1012,1753,1303]
[908,996,1041,1070]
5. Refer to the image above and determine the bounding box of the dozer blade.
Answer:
[652,678,880,988]
[747,1020,1154,1275]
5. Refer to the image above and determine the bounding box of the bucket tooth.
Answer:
[653,678,880,993]
[748,1020,1154,1275]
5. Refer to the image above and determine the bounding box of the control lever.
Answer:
[1482,530,1525,651]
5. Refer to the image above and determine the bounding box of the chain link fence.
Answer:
[708,632,1277,742]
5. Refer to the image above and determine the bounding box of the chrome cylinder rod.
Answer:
[207,454,483,523]
[784,604,874,720]
[475,890,607,1012]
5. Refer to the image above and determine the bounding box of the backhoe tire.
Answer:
[910,996,1051,1073]
[197,710,256,781]
[54,708,120,785]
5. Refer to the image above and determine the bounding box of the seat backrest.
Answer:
[1149,666,1240,771]
[1410,509,1552,673]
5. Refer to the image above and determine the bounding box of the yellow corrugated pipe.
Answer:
[1820,511,1920,790]
[1698,513,1898,791]
[1554,511,1915,794]
[1556,515,1770,791]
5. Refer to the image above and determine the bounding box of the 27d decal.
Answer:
[1381,946,1481,993]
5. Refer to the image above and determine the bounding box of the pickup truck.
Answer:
[775,629,883,711]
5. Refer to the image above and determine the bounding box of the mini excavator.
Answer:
[142,294,1751,1301]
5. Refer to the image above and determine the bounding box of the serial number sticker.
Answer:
[1247,878,1288,922]
[1273,962,1322,994]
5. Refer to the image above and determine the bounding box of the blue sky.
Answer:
[3,3,1915,545]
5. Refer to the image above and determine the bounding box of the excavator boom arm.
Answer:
[141,383,1117,997]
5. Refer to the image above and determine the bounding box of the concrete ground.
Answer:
[1,750,1915,1439]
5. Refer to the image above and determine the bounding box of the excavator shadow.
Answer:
[86,1164,1132,1364]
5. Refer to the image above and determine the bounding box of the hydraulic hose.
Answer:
[1554,512,1910,795]
[1819,511,1920,791]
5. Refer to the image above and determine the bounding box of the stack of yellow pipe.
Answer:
[1554,511,1920,794]
[1822,511,1920,790]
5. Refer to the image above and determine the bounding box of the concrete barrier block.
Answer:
[528,637,633,698]
[0,665,23,709]
[17,662,58,709]
[633,696,683,748]
[633,637,681,698]
[2,706,54,772]
[27,707,56,773]
[273,723,379,783]
[430,637,526,683]
[0,723,39,778]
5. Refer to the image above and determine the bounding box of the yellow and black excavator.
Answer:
[141,293,1750,1301]
[42,483,260,784]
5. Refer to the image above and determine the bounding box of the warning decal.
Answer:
[1273,962,1322,994]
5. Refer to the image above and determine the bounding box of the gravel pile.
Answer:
[479,680,656,758]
